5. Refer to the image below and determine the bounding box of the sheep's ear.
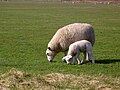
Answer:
[48,47,52,51]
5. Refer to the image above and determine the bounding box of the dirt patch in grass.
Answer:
[44,73,120,90]
[0,68,120,90]
[0,68,55,90]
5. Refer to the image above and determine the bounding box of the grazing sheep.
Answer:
[62,40,95,64]
[46,23,95,62]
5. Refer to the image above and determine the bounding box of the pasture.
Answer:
[0,2,120,89]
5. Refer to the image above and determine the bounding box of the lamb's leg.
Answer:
[87,44,93,62]
[88,51,95,64]
[91,52,95,64]
[76,51,81,64]
[88,52,91,61]
[73,56,77,64]
[77,57,81,65]
[86,52,89,61]
[81,52,86,64]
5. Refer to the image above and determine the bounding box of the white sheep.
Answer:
[46,23,95,62]
[62,40,95,64]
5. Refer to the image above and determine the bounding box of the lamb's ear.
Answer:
[62,56,66,61]
[68,55,72,59]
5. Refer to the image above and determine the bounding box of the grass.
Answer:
[0,1,120,80]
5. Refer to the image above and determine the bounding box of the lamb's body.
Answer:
[63,40,95,64]
[46,23,95,62]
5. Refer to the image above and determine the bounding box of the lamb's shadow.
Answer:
[95,59,120,64]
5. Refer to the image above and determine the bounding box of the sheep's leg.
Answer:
[92,55,95,64]
[81,52,86,64]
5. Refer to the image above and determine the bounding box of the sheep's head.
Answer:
[62,55,73,64]
[46,47,57,62]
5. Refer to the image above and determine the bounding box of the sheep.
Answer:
[62,40,95,64]
[46,23,95,62]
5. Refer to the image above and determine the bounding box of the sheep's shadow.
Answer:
[95,59,120,64]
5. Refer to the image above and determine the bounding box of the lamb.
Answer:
[62,40,95,64]
[46,23,95,62]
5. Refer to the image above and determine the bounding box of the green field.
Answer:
[0,2,120,89]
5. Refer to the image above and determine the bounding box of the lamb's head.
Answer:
[62,55,73,64]
[46,47,57,62]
